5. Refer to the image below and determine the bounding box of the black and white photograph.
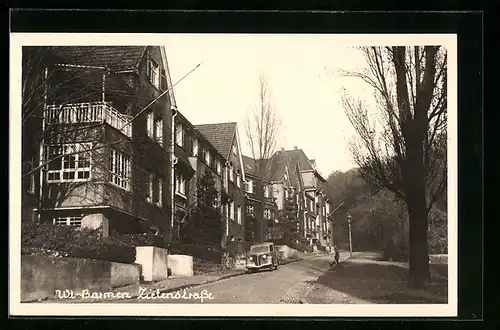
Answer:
[10,33,457,317]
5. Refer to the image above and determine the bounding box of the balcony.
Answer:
[44,102,133,138]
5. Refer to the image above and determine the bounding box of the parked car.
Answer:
[246,242,278,273]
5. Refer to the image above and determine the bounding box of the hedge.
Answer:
[21,222,136,264]
[117,232,167,249]
[168,243,222,264]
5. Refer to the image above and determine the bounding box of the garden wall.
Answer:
[21,255,141,302]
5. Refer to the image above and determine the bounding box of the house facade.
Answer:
[265,147,333,250]
[172,111,225,243]
[194,123,246,247]
[22,46,175,238]
[242,155,277,243]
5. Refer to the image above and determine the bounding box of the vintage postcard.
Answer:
[9,33,457,317]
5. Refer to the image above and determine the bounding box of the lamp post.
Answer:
[347,213,353,257]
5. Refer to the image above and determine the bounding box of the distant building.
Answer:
[265,147,332,249]
[241,155,278,243]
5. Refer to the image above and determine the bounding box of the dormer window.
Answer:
[146,57,161,89]
[216,160,222,175]
[204,149,211,165]
[175,123,183,146]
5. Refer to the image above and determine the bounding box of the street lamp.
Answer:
[347,213,353,257]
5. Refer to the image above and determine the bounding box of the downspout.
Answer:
[38,66,49,223]
[170,107,178,241]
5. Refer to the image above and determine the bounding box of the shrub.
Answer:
[21,222,136,264]
[168,243,222,264]
[117,232,166,249]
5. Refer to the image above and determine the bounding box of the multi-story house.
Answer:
[266,147,331,249]
[22,46,175,237]
[194,123,246,248]
[172,111,225,242]
[241,155,277,243]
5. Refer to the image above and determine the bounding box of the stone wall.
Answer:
[21,255,141,302]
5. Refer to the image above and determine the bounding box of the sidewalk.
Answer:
[304,251,448,304]
[39,253,328,303]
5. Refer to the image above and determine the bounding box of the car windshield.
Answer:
[250,245,270,254]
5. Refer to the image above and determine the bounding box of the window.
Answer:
[284,189,289,199]
[246,205,254,216]
[46,143,92,182]
[215,160,222,175]
[236,174,240,188]
[237,205,242,224]
[304,197,308,208]
[146,57,161,89]
[229,201,235,220]
[175,123,183,146]
[146,173,163,207]
[245,179,254,194]
[264,209,271,220]
[192,138,199,156]
[263,184,270,198]
[229,163,234,182]
[309,199,314,212]
[155,178,163,207]
[204,149,211,165]
[146,173,153,202]
[175,171,186,196]
[109,148,131,190]
[147,112,154,139]
[155,118,163,146]
[53,216,82,227]
[232,144,237,155]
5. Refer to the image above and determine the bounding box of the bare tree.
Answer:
[245,74,281,242]
[340,46,447,287]
[246,74,280,177]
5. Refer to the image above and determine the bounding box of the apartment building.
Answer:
[172,111,225,242]
[194,123,246,246]
[266,147,332,249]
[241,155,278,243]
[22,46,175,237]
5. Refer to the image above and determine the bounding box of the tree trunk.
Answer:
[407,191,430,287]
[405,143,431,287]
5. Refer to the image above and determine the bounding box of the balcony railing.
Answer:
[44,102,133,137]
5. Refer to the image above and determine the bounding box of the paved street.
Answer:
[111,254,343,304]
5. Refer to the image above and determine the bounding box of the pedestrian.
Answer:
[330,244,340,266]
[334,244,340,264]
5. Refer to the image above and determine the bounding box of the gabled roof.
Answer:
[194,122,237,160]
[195,122,246,181]
[49,46,148,71]
[268,148,314,182]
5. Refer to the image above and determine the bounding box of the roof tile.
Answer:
[194,122,236,160]
[49,46,148,71]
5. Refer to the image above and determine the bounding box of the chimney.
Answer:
[294,146,298,150]
[310,159,316,169]
[281,147,285,152]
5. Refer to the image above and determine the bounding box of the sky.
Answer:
[164,34,375,177]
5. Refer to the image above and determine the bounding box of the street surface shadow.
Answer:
[307,258,448,304]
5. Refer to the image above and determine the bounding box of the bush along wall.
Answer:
[117,232,167,249]
[21,222,136,264]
